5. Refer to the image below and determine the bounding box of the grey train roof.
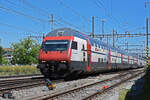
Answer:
[46,28,140,59]
[47,28,87,40]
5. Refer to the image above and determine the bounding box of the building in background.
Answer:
[3,48,13,63]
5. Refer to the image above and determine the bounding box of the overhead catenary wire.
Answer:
[2,0,64,31]
[18,0,48,17]
[99,0,143,36]
[18,0,87,33]
[0,5,48,23]
[93,0,127,32]
[56,0,91,23]
[0,22,38,33]
[1,0,48,38]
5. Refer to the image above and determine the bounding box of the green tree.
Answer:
[2,57,9,65]
[11,37,40,65]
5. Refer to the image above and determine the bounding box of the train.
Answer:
[37,28,146,79]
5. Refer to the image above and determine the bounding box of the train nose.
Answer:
[39,51,70,61]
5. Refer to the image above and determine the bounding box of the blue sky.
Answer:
[0,0,149,54]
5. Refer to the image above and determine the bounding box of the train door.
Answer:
[70,41,79,62]
[86,40,91,72]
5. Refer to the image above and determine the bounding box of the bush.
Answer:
[0,65,40,76]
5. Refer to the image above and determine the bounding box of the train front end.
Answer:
[38,36,74,79]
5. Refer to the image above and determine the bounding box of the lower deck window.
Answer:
[98,58,103,63]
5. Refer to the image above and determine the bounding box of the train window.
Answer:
[95,44,97,48]
[71,41,77,50]
[41,42,45,49]
[83,57,85,62]
[98,58,103,63]
[104,58,106,62]
[98,58,100,62]
[57,31,64,36]
[101,58,103,62]
[82,45,85,50]
[83,52,85,56]
[88,54,91,66]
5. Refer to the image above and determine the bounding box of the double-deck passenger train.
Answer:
[37,28,146,79]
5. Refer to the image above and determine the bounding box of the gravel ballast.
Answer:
[0,69,144,100]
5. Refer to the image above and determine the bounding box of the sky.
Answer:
[0,0,149,54]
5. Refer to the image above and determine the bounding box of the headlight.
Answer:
[42,61,46,63]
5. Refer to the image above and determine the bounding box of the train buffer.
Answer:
[45,78,56,90]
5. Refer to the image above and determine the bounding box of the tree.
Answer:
[11,37,40,65]
[2,57,9,65]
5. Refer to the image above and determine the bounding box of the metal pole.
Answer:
[146,17,149,67]
[92,16,95,38]
[127,42,128,52]
[112,29,115,47]
[50,14,55,31]
[101,19,105,40]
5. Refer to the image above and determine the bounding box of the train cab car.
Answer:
[38,28,91,79]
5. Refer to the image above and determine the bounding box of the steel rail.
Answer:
[29,70,143,100]
[82,71,144,100]
[0,74,42,79]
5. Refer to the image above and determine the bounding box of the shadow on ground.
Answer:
[125,67,150,100]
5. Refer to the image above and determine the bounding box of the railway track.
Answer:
[0,74,42,79]
[27,69,144,100]
[0,74,64,98]
[82,71,144,100]
[0,76,45,96]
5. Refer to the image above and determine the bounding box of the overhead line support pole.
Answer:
[101,19,105,40]
[112,29,115,47]
[50,14,55,31]
[92,16,95,38]
[146,17,149,67]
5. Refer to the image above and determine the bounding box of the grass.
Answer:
[0,65,40,76]
[118,89,130,100]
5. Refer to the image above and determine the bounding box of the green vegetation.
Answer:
[126,66,150,100]
[11,37,40,65]
[0,65,40,76]
[137,66,150,100]
[2,57,9,65]
[119,66,150,100]
[118,89,130,100]
[0,38,41,76]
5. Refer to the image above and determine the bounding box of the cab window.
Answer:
[71,41,77,50]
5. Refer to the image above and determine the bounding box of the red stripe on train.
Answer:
[86,40,91,72]
[108,49,111,70]
[121,54,123,64]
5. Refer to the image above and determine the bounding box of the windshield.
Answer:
[41,40,70,51]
